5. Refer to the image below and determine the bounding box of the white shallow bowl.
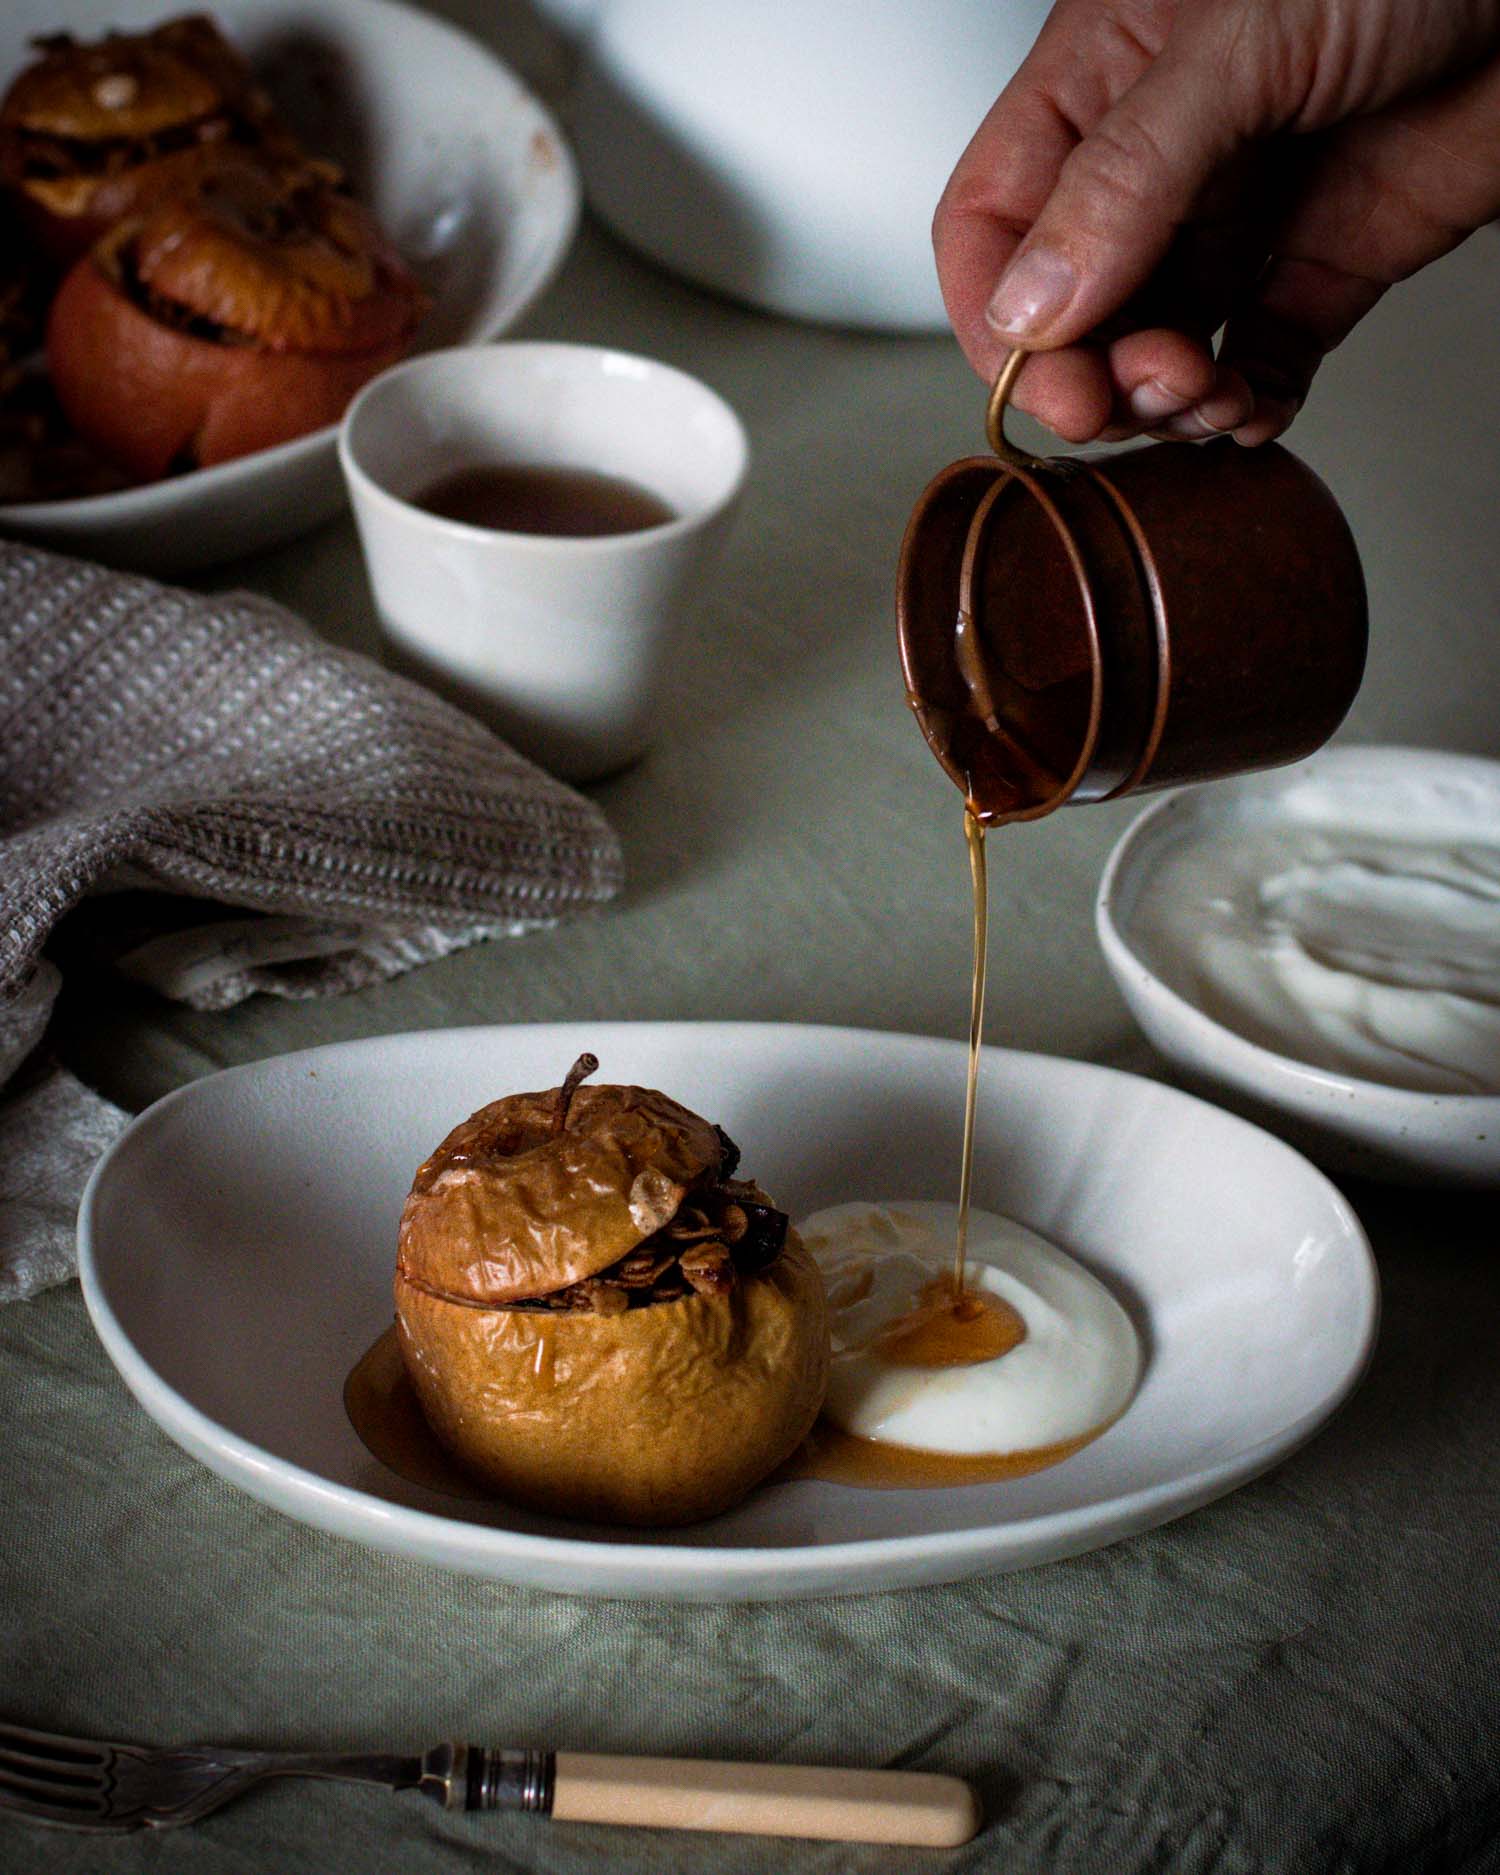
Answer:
[0,0,578,572]
[79,1021,1376,1602]
[1098,747,1500,1187]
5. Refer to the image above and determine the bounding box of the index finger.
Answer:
[934,83,1080,381]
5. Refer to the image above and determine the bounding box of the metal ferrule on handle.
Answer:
[418,1742,557,1813]
[470,1745,556,1814]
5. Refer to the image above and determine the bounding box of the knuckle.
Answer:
[934,167,996,231]
[933,166,1034,255]
[1188,0,1317,126]
[1069,111,1181,218]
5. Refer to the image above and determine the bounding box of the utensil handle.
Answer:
[550,1752,981,1846]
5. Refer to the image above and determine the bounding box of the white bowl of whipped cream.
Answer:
[1097,746,1500,1186]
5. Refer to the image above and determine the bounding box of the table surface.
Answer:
[5,8,1500,1872]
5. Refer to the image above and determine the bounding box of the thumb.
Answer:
[984,38,1254,350]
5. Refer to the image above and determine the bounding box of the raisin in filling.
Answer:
[508,1178,789,1317]
[113,242,240,344]
[4,115,246,184]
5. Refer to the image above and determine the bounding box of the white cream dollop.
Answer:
[1121,772,1500,1095]
[798,1200,1141,1455]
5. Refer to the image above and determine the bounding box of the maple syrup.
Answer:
[414,463,676,537]
[344,1325,488,1500]
[777,1420,1102,1490]
[954,807,987,1294]
[346,1314,1114,1500]
[873,1271,1024,1369]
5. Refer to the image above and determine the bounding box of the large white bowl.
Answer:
[0,0,579,571]
[569,0,1051,330]
[78,1021,1376,1601]
[1097,747,1500,1187]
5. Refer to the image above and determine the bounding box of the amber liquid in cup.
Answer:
[414,464,676,536]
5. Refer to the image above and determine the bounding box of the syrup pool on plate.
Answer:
[791,1200,1142,1487]
[344,1326,489,1500]
[346,1197,1144,1502]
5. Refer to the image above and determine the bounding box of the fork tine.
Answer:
[0,1723,117,1828]
[0,1781,134,1833]
[0,1722,111,1767]
[0,1727,109,1792]
[0,1765,111,1823]
[0,1756,102,1794]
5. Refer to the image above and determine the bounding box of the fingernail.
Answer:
[985,247,1076,338]
[1232,395,1301,446]
[1194,391,1252,432]
[1126,379,1187,423]
[1156,410,1222,440]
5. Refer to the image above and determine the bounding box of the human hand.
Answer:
[934,0,1500,445]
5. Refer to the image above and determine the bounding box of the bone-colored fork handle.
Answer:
[550,1752,981,1847]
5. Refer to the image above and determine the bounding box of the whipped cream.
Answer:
[1121,768,1500,1094]
[799,1200,1141,1455]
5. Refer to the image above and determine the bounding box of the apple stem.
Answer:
[552,1052,599,1133]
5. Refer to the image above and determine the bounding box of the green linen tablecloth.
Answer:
[6,1186,1497,1875]
[5,9,1500,1868]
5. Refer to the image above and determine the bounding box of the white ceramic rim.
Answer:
[77,1022,1379,1601]
[337,341,750,553]
[1095,745,1500,1121]
[0,0,580,529]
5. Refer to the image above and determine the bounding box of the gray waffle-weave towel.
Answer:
[0,539,624,1300]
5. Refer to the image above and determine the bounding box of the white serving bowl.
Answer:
[0,0,579,571]
[80,1021,1376,1600]
[569,0,1052,330]
[1097,747,1500,1187]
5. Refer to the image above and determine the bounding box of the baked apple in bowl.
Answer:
[0,13,301,265]
[394,1055,831,1527]
[0,0,578,569]
[47,155,424,478]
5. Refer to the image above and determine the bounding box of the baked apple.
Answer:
[394,1055,831,1527]
[0,14,301,264]
[44,153,424,477]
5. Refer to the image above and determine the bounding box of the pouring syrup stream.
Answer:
[864,804,1014,1374]
[955,806,987,1293]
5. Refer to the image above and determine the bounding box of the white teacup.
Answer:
[339,343,748,781]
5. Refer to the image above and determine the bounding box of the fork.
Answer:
[0,1721,980,1847]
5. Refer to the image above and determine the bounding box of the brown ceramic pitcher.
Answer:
[896,350,1368,824]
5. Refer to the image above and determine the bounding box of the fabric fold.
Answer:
[0,538,626,1297]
